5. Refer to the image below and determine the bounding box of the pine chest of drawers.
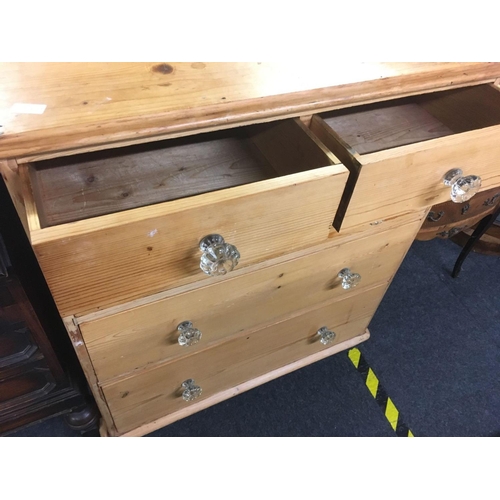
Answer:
[2,63,500,436]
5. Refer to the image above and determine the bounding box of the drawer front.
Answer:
[80,215,423,382]
[309,84,500,230]
[29,119,348,317]
[33,167,347,318]
[339,128,500,229]
[102,284,387,434]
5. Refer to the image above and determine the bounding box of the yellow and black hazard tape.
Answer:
[348,348,414,437]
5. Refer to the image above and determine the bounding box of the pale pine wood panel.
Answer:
[116,330,370,437]
[320,102,455,155]
[102,286,387,434]
[317,84,500,158]
[1,63,499,161]
[73,209,427,323]
[62,317,117,434]
[315,123,500,230]
[32,165,348,317]
[249,118,340,175]
[30,118,337,227]
[308,83,500,229]
[81,218,422,382]
[346,127,500,229]
[17,164,41,232]
[31,134,276,227]
[416,83,500,133]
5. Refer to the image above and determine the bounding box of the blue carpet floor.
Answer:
[7,237,500,437]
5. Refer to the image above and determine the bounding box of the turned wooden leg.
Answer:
[452,204,500,278]
[63,400,100,435]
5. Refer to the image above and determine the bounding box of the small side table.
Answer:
[451,204,500,278]
[416,186,500,278]
[416,186,500,241]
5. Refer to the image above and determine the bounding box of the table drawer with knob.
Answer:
[416,185,500,240]
[77,213,424,382]
[101,283,388,435]
[9,119,347,317]
[307,83,500,230]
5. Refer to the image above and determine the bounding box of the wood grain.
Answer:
[80,217,421,382]
[30,118,338,228]
[1,63,499,162]
[31,162,348,317]
[306,83,500,230]
[248,118,340,175]
[319,101,454,155]
[309,116,363,229]
[3,63,499,437]
[417,83,500,133]
[17,164,40,232]
[102,286,386,434]
[75,209,427,323]
[31,131,278,227]
[116,330,370,437]
[311,103,500,231]
[62,316,117,435]
[341,126,500,229]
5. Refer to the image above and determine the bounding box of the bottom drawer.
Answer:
[102,284,388,435]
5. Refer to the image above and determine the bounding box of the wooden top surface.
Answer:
[1,62,500,162]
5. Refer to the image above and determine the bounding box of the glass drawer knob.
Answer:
[443,169,482,203]
[181,379,202,402]
[317,326,336,345]
[338,268,361,289]
[199,234,240,276]
[177,321,202,347]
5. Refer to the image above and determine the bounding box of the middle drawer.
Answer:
[78,215,422,382]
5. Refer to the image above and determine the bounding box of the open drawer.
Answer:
[6,119,348,317]
[308,83,500,230]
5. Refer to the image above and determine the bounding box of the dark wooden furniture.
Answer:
[416,185,500,278]
[451,219,500,258]
[0,179,99,436]
[451,204,500,277]
[416,186,500,241]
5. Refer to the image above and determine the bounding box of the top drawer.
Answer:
[309,84,500,229]
[22,119,348,317]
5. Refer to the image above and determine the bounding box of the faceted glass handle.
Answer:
[181,379,202,401]
[199,234,240,276]
[177,321,202,347]
[338,268,361,289]
[317,326,336,345]
[443,169,482,203]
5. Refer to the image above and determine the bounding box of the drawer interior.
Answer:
[29,119,338,228]
[310,84,500,156]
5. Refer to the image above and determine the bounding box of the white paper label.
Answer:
[10,103,47,115]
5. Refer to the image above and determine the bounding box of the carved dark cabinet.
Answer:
[0,179,99,436]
